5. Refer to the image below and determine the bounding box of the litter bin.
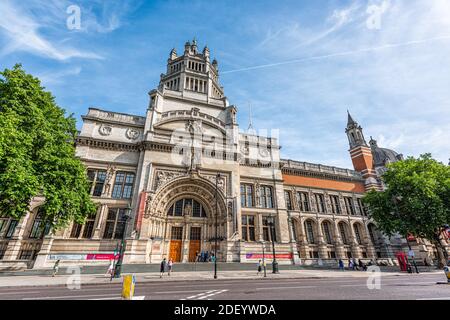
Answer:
[122,274,136,300]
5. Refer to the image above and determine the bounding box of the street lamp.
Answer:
[392,196,419,274]
[267,215,279,274]
[113,203,132,278]
[214,173,221,279]
[259,241,267,277]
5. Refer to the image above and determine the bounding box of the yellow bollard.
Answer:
[444,266,450,283]
[121,274,136,300]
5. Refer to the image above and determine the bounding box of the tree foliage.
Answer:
[363,154,449,265]
[0,64,96,230]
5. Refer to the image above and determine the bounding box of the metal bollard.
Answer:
[122,274,136,300]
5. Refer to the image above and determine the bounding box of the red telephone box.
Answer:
[396,252,408,271]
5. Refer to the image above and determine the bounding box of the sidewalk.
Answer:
[0,269,440,288]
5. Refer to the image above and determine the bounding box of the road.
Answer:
[0,273,448,300]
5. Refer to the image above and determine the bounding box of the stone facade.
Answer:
[0,40,447,269]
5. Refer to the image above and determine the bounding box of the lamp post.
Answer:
[260,241,267,277]
[214,173,221,279]
[114,204,132,278]
[392,196,419,274]
[268,215,279,273]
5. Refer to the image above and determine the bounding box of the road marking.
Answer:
[0,291,41,295]
[23,293,119,300]
[256,286,316,290]
[154,290,211,294]
[186,290,217,299]
[417,297,450,300]
[198,289,228,300]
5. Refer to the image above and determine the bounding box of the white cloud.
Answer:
[0,0,103,61]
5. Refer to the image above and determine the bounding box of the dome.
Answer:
[369,137,403,167]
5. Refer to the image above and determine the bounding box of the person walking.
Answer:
[106,259,114,278]
[338,259,344,271]
[257,260,263,275]
[168,258,173,276]
[352,258,359,270]
[52,260,60,277]
[348,258,353,270]
[160,258,167,278]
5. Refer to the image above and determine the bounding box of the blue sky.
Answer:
[1,0,449,169]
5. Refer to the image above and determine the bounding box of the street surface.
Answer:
[0,272,448,300]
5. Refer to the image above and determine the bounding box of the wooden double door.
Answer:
[169,226,202,262]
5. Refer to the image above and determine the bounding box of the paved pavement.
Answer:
[0,269,447,300]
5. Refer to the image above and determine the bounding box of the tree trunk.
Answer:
[432,234,448,269]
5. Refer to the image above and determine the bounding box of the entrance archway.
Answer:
[142,175,228,262]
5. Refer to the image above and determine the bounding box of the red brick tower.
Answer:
[345,112,380,191]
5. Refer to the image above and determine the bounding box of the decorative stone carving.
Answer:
[144,192,154,219]
[202,174,226,193]
[240,144,249,155]
[154,170,185,190]
[126,128,140,140]
[103,165,116,196]
[98,124,112,136]
[255,182,261,207]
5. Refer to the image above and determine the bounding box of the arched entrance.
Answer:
[142,174,228,262]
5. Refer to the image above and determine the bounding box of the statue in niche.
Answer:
[184,203,192,216]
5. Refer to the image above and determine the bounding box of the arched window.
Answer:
[321,221,333,244]
[304,220,315,244]
[338,222,349,245]
[167,199,207,217]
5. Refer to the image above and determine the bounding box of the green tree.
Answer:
[363,154,450,268]
[0,64,96,233]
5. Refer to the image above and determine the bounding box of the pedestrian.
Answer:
[211,253,216,263]
[168,258,173,276]
[257,260,262,275]
[338,259,344,271]
[352,258,359,270]
[160,258,167,278]
[106,259,114,277]
[52,259,60,277]
[348,259,353,270]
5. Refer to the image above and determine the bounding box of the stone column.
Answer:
[92,204,107,239]
[316,219,328,260]
[257,213,263,242]
[297,217,308,259]
[287,215,301,264]
[348,221,361,258]
[32,235,54,269]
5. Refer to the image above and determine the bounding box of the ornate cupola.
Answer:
[346,111,368,149]
[157,39,225,101]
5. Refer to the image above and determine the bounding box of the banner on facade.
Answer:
[48,253,119,261]
[246,253,293,259]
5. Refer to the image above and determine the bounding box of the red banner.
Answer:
[86,254,118,260]
[246,253,293,259]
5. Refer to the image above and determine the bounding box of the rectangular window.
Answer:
[344,197,355,215]
[260,186,274,208]
[112,172,135,199]
[284,191,293,210]
[29,210,49,239]
[330,195,341,214]
[240,184,254,208]
[241,215,255,241]
[315,194,325,213]
[88,169,107,197]
[171,227,183,240]
[297,192,310,212]
[0,217,8,235]
[103,208,126,239]
[82,220,95,239]
[5,220,18,238]
[190,227,201,240]
[70,222,82,238]
[339,224,349,245]
[262,217,276,242]
[356,198,366,216]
